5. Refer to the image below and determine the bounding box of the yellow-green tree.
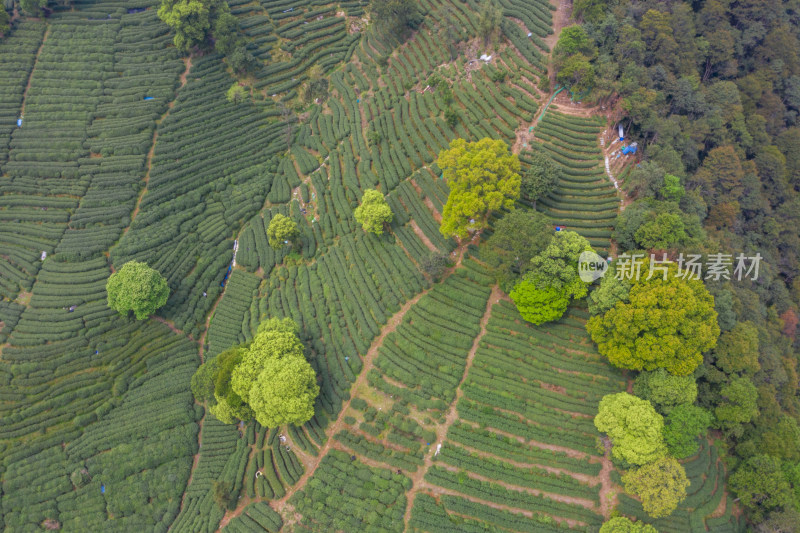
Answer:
[230,318,319,427]
[595,392,667,466]
[587,265,719,376]
[622,456,690,518]
[267,213,300,250]
[354,189,393,235]
[599,517,659,533]
[438,138,521,239]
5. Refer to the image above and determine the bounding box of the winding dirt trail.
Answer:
[19,25,49,118]
[122,56,192,239]
[402,285,502,527]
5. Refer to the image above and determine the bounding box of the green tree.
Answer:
[19,0,47,15]
[191,357,219,404]
[267,214,300,250]
[587,266,719,376]
[0,7,10,35]
[369,0,422,37]
[633,369,698,413]
[622,456,690,518]
[663,404,714,458]
[231,318,304,403]
[248,354,319,427]
[556,54,595,94]
[438,138,521,239]
[520,149,563,206]
[226,83,247,104]
[510,231,593,325]
[106,261,170,320]
[158,0,232,53]
[714,376,759,431]
[729,455,794,521]
[553,25,595,59]
[573,0,610,24]
[482,209,553,291]
[421,251,449,282]
[509,281,571,325]
[587,265,631,316]
[659,174,685,202]
[595,392,667,466]
[633,212,687,249]
[712,321,760,376]
[477,0,501,45]
[599,517,658,533]
[354,189,393,235]
[209,346,252,423]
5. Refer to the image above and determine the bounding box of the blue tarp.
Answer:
[143,96,154,101]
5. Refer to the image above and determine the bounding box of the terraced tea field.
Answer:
[0,0,744,532]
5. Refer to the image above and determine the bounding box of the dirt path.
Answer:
[409,220,437,252]
[270,283,439,514]
[402,286,502,526]
[178,413,205,514]
[122,56,192,239]
[152,316,195,340]
[421,482,588,529]
[597,437,616,519]
[19,25,49,118]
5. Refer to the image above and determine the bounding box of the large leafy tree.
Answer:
[231,318,304,403]
[729,455,795,521]
[595,392,667,466]
[599,517,658,533]
[158,0,233,53]
[622,456,690,518]
[520,149,563,206]
[248,355,319,427]
[230,318,319,427]
[267,214,300,250]
[438,138,521,239]
[633,369,698,413]
[714,376,759,432]
[19,0,47,14]
[106,261,170,320]
[209,346,252,423]
[354,189,393,235]
[482,209,553,291]
[369,0,422,37]
[711,321,760,376]
[510,231,593,325]
[587,264,631,316]
[662,404,714,458]
[587,265,719,376]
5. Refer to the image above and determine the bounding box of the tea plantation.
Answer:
[0,0,748,532]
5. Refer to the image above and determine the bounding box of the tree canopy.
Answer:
[587,264,631,316]
[191,318,319,426]
[633,369,698,413]
[595,392,667,466]
[482,209,553,291]
[158,0,234,53]
[520,148,563,205]
[106,261,170,320]
[599,517,658,533]
[354,189,393,235]
[267,214,300,250]
[438,138,521,239]
[587,265,719,376]
[663,404,713,458]
[622,456,690,518]
[368,0,422,38]
[729,454,795,521]
[510,231,593,325]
